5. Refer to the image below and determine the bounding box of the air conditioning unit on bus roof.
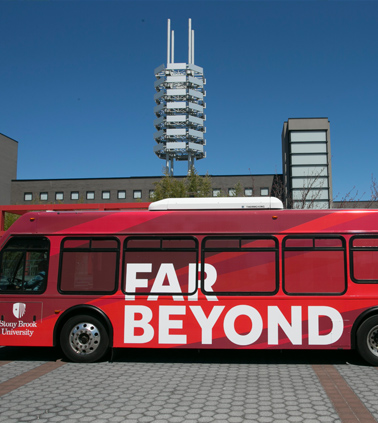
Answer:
[148,197,284,211]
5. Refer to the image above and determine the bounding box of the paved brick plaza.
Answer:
[0,347,377,423]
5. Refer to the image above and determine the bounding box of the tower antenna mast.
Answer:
[153,19,206,176]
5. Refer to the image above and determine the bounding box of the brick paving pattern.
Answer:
[313,364,376,423]
[0,349,376,423]
[0,360,44,384]
[336,364,378,421]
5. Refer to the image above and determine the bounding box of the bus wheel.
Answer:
[60,315,109,363]
[356,316,378,366]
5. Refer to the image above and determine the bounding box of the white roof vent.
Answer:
[148,197,284,211]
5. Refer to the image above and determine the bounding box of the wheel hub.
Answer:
[69,322,100,355]
[367,326,378,357]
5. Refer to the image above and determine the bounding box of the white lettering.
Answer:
[188,263,198,300]
[188,263,218,301]
[18,321,37,328]
[1,328,34,337]
[308,306,343,345]
[149,263,184,301]
[0,321,17,329]
[125,262,219,301]
[224,305,263,346]
[125,263,151,300]
[124,306,154,344]
[268,306,302,345]
[203,263,218,301]
[190,306,225,344]
[159,306,186,344]
[122,304,344,347]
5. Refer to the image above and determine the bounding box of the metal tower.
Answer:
[153,19,206,176]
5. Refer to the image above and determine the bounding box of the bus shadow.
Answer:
[112,347,367,366]
[0,346,62,362]
[0,346,367,366]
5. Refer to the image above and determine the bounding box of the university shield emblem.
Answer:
[13,303,26,319]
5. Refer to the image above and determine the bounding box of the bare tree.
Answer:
[370,174,378,202]
[272,168,330,209]
[292,168,327,209]
[333,186,365,209]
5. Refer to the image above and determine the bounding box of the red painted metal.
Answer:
[1,206,378,362]
[0,202,150,236]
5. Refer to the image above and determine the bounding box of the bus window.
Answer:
[350,236,378,283]
[202,236,278,296]
[0,237,49,293]
[59,237,119,294]
[283,236,346,295]
[124,237,198,296]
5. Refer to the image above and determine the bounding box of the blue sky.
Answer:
[1,0,377,200]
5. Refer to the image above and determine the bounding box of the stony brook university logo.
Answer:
[13,303,26,319]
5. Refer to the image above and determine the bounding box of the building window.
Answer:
[86,191,95,200]
[40,192,48,201]
[133,190,142,199]
[149,190,155,199]
[244,188,253,197]
[102,191,110,200]
[71,192,79,201]
[260,188,269,196]
[212,189,221,197]
[24,193,33,201]
[117,190,126,199]
[290,131,327,142]
[228,188,236,197]
[55,192,64,201]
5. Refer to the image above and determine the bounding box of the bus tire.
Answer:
[60,314,109,363]
[356,315,378,366]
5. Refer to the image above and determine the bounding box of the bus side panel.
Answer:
[108,296,373,350]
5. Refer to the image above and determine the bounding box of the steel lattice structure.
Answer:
[153,19,206,176]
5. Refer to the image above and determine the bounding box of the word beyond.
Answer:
[124,305,344,346]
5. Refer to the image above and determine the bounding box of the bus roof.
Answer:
[148,197,284,211]
[2,206,378,240]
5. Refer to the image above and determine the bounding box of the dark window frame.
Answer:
[117,190,126,199]
[350,235,378,284]
[55,192,64,201]
[244,188,253,197]
[133,190,142,199]
[123,236,198,296]
[86,191,95,200]
[201,236,279,296]
[102,191,111,200]
[282,235,347,296]
[0,236,50,295]
[58,237,120,295]
[70,191,79,200]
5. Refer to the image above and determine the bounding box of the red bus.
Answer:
[1,197,378,365]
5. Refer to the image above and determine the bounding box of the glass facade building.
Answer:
[282,118,332,209]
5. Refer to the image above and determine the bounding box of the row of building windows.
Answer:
[23,187,270,202]
[24,190,144,202]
